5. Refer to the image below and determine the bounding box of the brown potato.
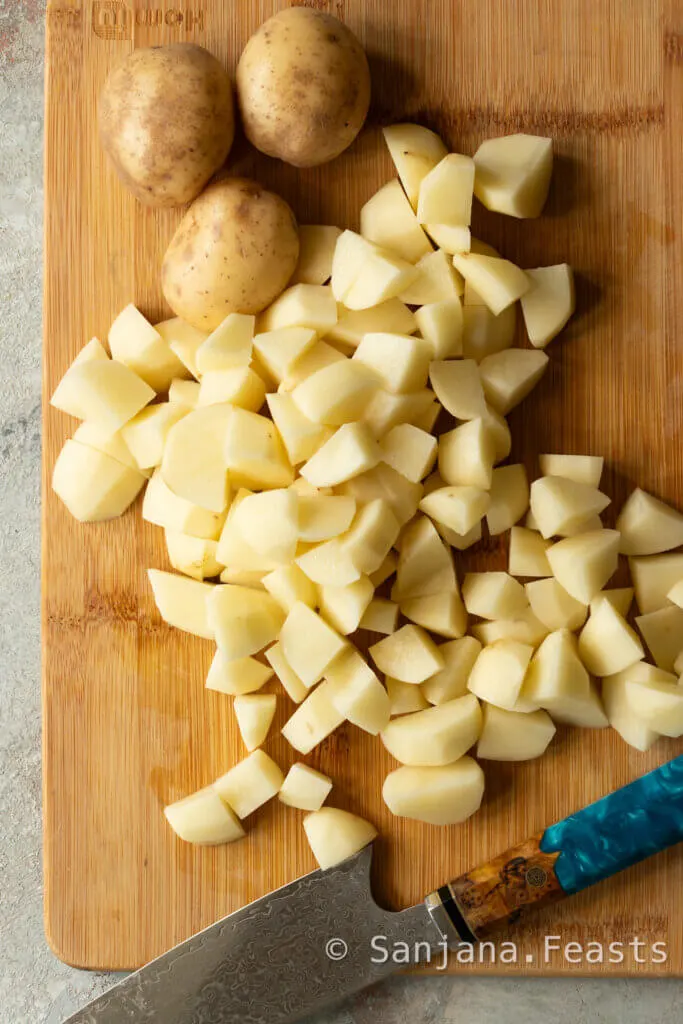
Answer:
[161,178,299,331]
[99,43,234,207]
[236,8,371,168]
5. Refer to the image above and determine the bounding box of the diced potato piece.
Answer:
[538,454,604,487]
[430,359,486,419]
[234,694,277,751]
[337,463,424,527]
[529,476,611,540]
[343,499,401,575]
[462,303,516,362]
[481,404,512,464]
[591,587,634,618]
[635,606,683,671]
[224,408,294,491]
[282,679,346,753]
[421,637,482,705]
[451,253,529,315]
[353,333,431,394]
[478,349,549,414]
[327,648,390,734]
[300,423,380,488]
[477,705,555,761]
[521,628,589,707]
[319,576,374,635]
[291,361,379,427]
[327,299,417,349]
[71,422,142,472]
[616,487,683,556]
[304,807,377,870]
[383,757,484,825]
[231,488,298,563]
[291,225,342,286]
[143,469,225,540]
[462,572,529,620]
[162,404,232,513]
[156,318,207,379]
[266,393,332,467]
[260,284,338,333]
[214,750,284,819]
[415,299,463,359]
[280,342,346,392]
[578,600,644,676]
[383,123,448,208]
[668,580,683,608]
[602,675,658,752]
[216,491,282,572]
[473,134,553,218]
[298,494,357,542]
[361,388,431,438]
[120,403,187,471]
[51,358,155,431]
[208,585,285,660]
[164,786,245,845]
[393,516,457,600]
[262,564,317,613]
[168,378,200,407]
[330,231,378,302]
[297,539,361,587]
[525,578,587,631]
[344,249,417,311]
[379,424,437,483]
[623,666,683,737]
[630,553,683,614]
[265,641,308,703]
[400,591,468,639]
[147,568,215,640]
[369,553,398,588]
[195,313,255,373]
[424,224,471,254]
[73,336,108,364]
[206,650,273,696]
[220,568,267,588]
[521,265,575,348]
[420,485,490,536]
[280,603,346,688]
[252,327,317,385]
[471,610,549,648]
[107,304,187,392]
[279,763,333,810]
[52,440,146,522]
[417,153,475,226]
[360,598,399,635]
[546,529,620,605]
[380,693,481,765]
[166,530,222,581]
[387,677,429,715]
[198,367,266,412]
[438,418,495,490]
[410,398,441,435]
[486,464,529,536]
[467,641,534,710]
[508,525,551,577]
[370,624,444,684]
[399,249,464,305]
[360,179,432,262]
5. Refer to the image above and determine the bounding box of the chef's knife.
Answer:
[65,755,683,1024]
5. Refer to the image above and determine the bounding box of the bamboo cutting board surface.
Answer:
[43,0,683,974]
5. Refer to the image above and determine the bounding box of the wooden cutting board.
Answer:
[43,0,683,975]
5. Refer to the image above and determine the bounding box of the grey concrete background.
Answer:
[1,3,681,1021]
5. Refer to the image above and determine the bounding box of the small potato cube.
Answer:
[338,463,424,527]
[168,378,200,407]
[635,606,683,672]
[521,628,589,705]
[353,333,431,394]
[198,367,266,411]
[143,469,226,540]
[213,750,284,819]
[383,123,448,208]
[260,284,338,333]
[538,453,604,488]
[52,440,146,523]
[508,526,551,577]
[477,705,555,761]
[220,568,267,587]
[208,585,285,660]
[72,421,142,473]
[486,464,529,536]
[369,553,398,588]
[623,666,683,737]
[291,360,379,426]
[252,327,317,384]
[148,568,215,640]
[462,303,516,362]
[291,225,342,286]
[280,603,347,688]
[400,591,468,639]
[629,553,683,614]
[578,600,644,676]
[525,578,588,632]
[224,408,294,491]
[344,249,417,311]
[417,153,475,226]
[419,485,490,536]
[266,393,332,466]
[602,675,659,752]
[216,491,282,572]
[51,358,155,432]
[370,624,444,684]
[164,786,245,846]
[327,299,417,349]
[439,418,495,489]
[265,641,308,703]
[206,650,273,696]
[73,336,108,364]
[109,304,188,392]
[162,404,233,513]
[415,299,463,359]
[360,179,432,262]
[330,230,377,302]
[467,641,534,710]
[379,424,437,484]
[300,423,380,488]
[424,224,471,254]
[480,405,512,464]
[462,572,529,620]
[473,134,553,218]
[591,587,634,618]
[529,476,611,539]
[343,499,401,574]
[478,349,549,414]
[262,564,318,613]
[386,677,429,715]
[380,693,481,765]
[616,487,683,556]
[471,610,549,648]
[166,530,223,581]
[399,249,464,305]
[422,637,482,705]
[121,403,188,470]
[360,598,400,635]
[429,359,487,419]
[319,576,374,635]
[452,253,529,315]
[521,265,575,348]
[393,516,457,600]
[304,807,377,870]
[546,529,620,604]
[297,539,361,587]
[280,341,346,391]
[231,488,298,563]
[279,763,333,811]
[298,494,357,542]
[327,648,390,734]
[234,694,277,751]
[281,679,345,753]
[156,317,208,379]
[195,313,255,373]
[362,388,435,439]
[383,757,484,825]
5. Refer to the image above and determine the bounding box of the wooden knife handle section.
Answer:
[426,833,565,943]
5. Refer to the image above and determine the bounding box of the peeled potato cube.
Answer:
[383,757,484,825]
[462,572,529,620]
[477,705,555,761]
[370,624,444,684]
[262,564,317,613]
[195,313,254,373]
[300,423,380,488]
[343,499,400,575]
[265,641,308,704]
[360,598,400,635]
[121,403,188,471]
[379,424,437,484]
[616,487,683,556]
[471,610,549,648]
[73,336,108,364]
[525,578,588,632]
[339,463,424,527]
[72,421,142,472]
[387,677,430,715]
[473,134,553,218]
[231,488,298,563]
[602,675,659,752]
[147,568,215,640]
[424,224,471,254]
[415,299,463,359]
[467,641,534,710]
[327,299,417,349]
[421,637,482,705]
[383,123,448,208]
[281,679,345,753]
[393,516,457,600]
[162,404,232,513]
[591,587,634,618]
[253,327,317,386]
[224,408,294,491]
[462,302,516,362]
[168,378,200,407]
[297,539,361,587]
[629,553,683,614]
[165,530,222,581]
[545,529,619,605]
[51,358,155,432]
[420,485,489,536]
[521,628,589,706]
[430,359,486,419]
[292,225,342,286]
[297,495,357,542]
[635,606,683,671]
[362,388,435,438]
[234,694,277,751]
[399,249,464,305]
[260,284,337,333]
[360,179,432,262]
[452,253,529,315]
[280,603,346,688]
[156,317,207,378]
[623,669,683,737]
[304,806,377,870]
[327,648,390,734]
[578,600,644,676]
[214,750,284,819]
[344,249,417,311]
[108,304,187,391]
[380,693,481,765]
[208,585,285,660]
[52,440,146,522]
[206,650,273,696]
[439,418,495,490]
[330,230,377,302]
[280,342,346,392]
[486,464,529,536]
[143,469,225,540]
[400,591,468,640]
[164,786,245,846]
[508,526,552,577]
[417,153,475,226]
[521,265,575,348]
[279,763,333,811]
[266,393,332,467]
[529,476,611,539]
[538,454,604,488]
[353,332,431,394]
[291,360,379,426]
[481,405,512,464]
[478,349,549,414]
[319,576,374,635]
[198,367,266,412]
[220,568,267,587]
[216,491,282,573]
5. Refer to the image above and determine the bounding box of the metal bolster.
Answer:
[425,886,477,947]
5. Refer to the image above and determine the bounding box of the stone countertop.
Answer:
[1,4,681,1022]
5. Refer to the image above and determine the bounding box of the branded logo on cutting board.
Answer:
[91,1,205,39]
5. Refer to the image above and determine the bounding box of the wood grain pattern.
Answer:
[43,0,683,974]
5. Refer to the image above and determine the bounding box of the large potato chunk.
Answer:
[165,531,222,581]
[635,606,683,672]
[546,529,620,604]
[508,526,552,577]
[439,418,495,489]
[147,569,215,639]
[291,360,379,425]
[415,299,463,359]
[143,470,226,540]
[471,609,549,648]
[280,603,347,688]
[380,693,481,766]
[266,393,332,467]
[360,180,432,262]
[525,577,587,631]
[473,134,553,218]
[208,585,285,660]
[109,304,188,391]
[327,648,390,734]
[429,359,486,419]
[393,516,457,600]
[353,333,431,394]
[214,750,284,819]
[121,403,188,471]
[416,154,475,227]
[477,705,555,761]
[206,650,273,696]
[224,408,294,490]
[486,464,529,535]
[383,757,484,825]
[399,249,464,305]
[529,476,610,539]
[422,637,482,704]
[300,423,380,488]
[279,763,333,811]
[304,807,377,870]
[616,487,683,555]
[400,592,468,640]
[521,265,575,348]
[156,317,208,378]
[382,123,448,208]
[462,572,529,620]
[420,486,490,536]
[467,641,534,710]
[538,454,604,487]
[265,641,308,704]
[231,488,298,563]
[320,577,374,635]
[629,553,683,613]
[195,313,255,373]
[621,663,683,737]
[281,679,345,753]
[478,349,549,414]
[328,299,417,349]
[602,674,659,752]
[164,786,245,846]
[162,404,232,513]
[452,253,529,314]
[51,358,155,432]
[379,424,438,483]
[260,284,338,334]
[519,629,606,731]
[52,440,146,523]
[370,624,445,683]
[578,600,644,676]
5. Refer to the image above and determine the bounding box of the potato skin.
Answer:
[161,178,300,331]
[236,7,371,168]
[99,43,234,207]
